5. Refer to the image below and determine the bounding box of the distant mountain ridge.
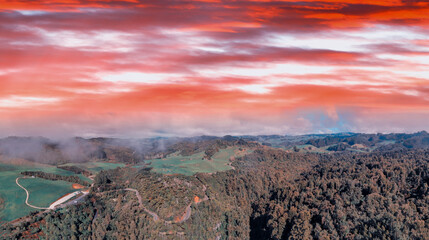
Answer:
[1,132,429,165]
[242,131,429,152]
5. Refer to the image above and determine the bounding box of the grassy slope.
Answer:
[60,162,125,174]
[0,153,230,222]
[147,147,253,176]
[0,164,34,222]
[19,178,73,208]
[0,163,77,221]
[0,162,123,222]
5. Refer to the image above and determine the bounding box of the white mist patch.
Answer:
[0,69,20,76]
[193,46,226,53]
[96,71,183,84]
[0,96,61,108]
[268,33,364,52]
[40,30,136,52]
[198,63,334,79]
[58,86,133,95]
[235,84,274,94]
[346,25,427,42]
[196,63,337,92]
[16,10,49,16]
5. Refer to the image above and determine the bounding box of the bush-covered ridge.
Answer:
[20,171,91,187]
[249,150,429,239]
[1,140,429,239]
[56,165,92,177]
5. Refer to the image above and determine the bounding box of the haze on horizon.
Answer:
[1,0,429,138]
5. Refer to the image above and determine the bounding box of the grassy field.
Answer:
[79,162,125,172]
[0,161,125,222]
[19,178,74,208]
[0,163,76,221]
[147,147,253,176]
[292,144,329,153]
[60,162,125,174]
[1,154,227,222]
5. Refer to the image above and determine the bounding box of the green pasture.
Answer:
[0,161,124,222]
[259,138,288,149]
[60,162,125,173]
[19,178,74,208]
[286,144,329,153]
[147,147,253,176]
[0,163,80,222]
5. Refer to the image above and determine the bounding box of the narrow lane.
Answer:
[125,188,160,221]
[15,177,49,210]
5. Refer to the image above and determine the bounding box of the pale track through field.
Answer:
[15,177,49,210]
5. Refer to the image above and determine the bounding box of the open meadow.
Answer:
[0,163,77,221]
[60,162,125,173]
[0,161,124,222]
[146,147,253,175]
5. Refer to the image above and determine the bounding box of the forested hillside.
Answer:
[2,132,429,165]
[249,150,429,239]
[1,134,429,239]
[2,147,428,239]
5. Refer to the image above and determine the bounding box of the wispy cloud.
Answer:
[1,0,429,137]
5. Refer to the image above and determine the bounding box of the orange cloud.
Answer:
[1,0,429,136]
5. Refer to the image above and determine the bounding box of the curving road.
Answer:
[15,177,49,210]
[175,183,209,223]
[125,188,160,221]
[16,176,208,224]
[97,181,209,224]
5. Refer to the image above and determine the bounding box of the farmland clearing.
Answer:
[0,160,126,222]
[146,147,253,175]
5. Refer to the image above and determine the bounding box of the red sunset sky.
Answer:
[1,0,429,137]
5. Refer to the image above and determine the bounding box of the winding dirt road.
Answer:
[97,179,210,224]
[175,182,209,223]
[15,177,49,210]
[124,188,160,222]
[98,188,161,222]
[16,175,208,225]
